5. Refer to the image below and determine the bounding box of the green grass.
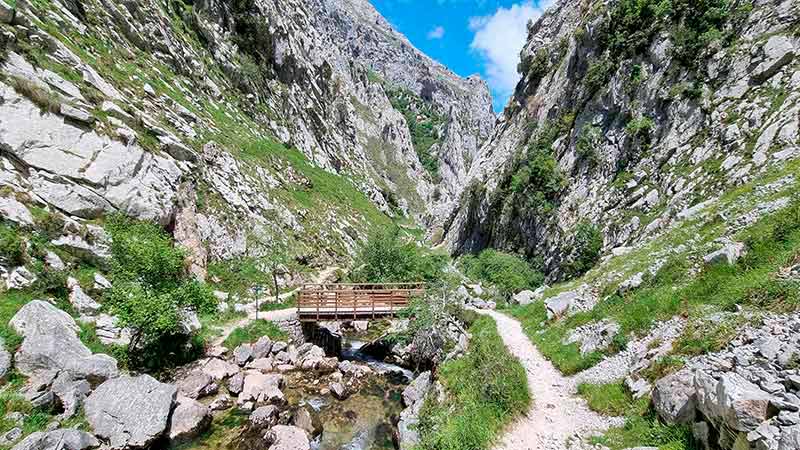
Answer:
[0,290,35,353]
[417,315,530,450]
[577,382,648,416]
[222,319,288,349]
[578,383,697,450]
[259,294,297,312]
[510,199,800,374]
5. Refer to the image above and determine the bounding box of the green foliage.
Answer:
[625,116,655,140]
[561,221,603,279]
[208,257,265,299]
[222,319,288,349]
[0,290,33,353]
[417,316,530,450]
[507,120,569,213]
[350,228,447,283]
[385,86,446,179]
[0,223,25,266]
[673,314,750,356]
[105,215,215,371]
[577,382,649,416]
[460,250,544,298]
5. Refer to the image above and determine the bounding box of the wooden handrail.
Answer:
[296,283,425,321]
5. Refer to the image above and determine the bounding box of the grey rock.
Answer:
[10,300,118,382]
[251,337,273,360]
[59,105,94,124]
[653,368,696,424]
[201,358,239,381]
[0,427,22,446]
[227,372,245,395]
[44,252,65,271]
[0,1,14,25]
[7,267,36,290]
[717,372,772,432]
[10,429,98,450]
[544,290,577,320]
[92,273,112,290]
[402,372,431,407]
[0,338,11,379]
[329,382,348,400]
[85,375,176,449]
[176,371,218,399]
[168,396,211,444]
[233,344,253,366]
[67,277,101,315]
[264,425,310,450]
[704,242,746,266]
[0,196,33,227]
[249,405,279,427]
[208,396,232,411]
[291,408,314,435]
[237,373,285,405]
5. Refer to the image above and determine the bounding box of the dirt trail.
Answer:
[474,309,621,450]
[211,266,340,347]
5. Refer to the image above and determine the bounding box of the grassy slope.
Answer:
[221,319,288,349]
[417,315,530,450]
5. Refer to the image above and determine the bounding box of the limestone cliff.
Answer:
[443,0,799,278]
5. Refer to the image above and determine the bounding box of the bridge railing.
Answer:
[297,283,425,321]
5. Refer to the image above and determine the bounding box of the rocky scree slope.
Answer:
[443,0,800,278]
[0,0,491,265]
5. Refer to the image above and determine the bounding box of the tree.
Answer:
[105,216,215,370]
[248,233,294,307]
[350,228,446,283]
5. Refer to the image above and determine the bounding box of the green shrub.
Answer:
[0,224,25,266]
[208,257,266,299]
[222,319,288,349]
[625,116,655,140]
[385,86,445,179]
[417,316,530,450]
[561,221,603,279]
[508,120,568,212]
[460,250,544,298]
[105,215,215,371]
[350,228,447,283]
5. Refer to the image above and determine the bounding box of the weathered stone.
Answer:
[330,382,348,400]
[264,425,310,450]
[291,408,314,435]
[201,358,239,381]
[44,252,65,271]
[11,429,98,450]
[92,273,111,290]
[10,300,118,382]
[227,371,245,395]
[168,396,211,444]
[7,267,36,290]
[717,372,773,432]
[238,373,285,405]
[85,375,176,449]
[177,371,218,399]
[249,405,279,427]
[0,338,11,379]
[402,372,431,407]
[653,368,696,425]
[704,242,746,266]
[67,277,101,315]
[252,336,273,360]
[59,105,94,124]
[234,344,253,366]
[0,1,15,25]
[0,196,33,227]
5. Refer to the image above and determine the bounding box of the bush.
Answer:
[0,224,25,266]
[509,121,568,213]
[576,124,602,167]
[105,216,215,371]
[350,228,447,283]
[460,250,544,298]
[561,221,603,279]
[417,316,530,450]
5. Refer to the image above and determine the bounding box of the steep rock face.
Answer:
[444,0,799,277]
[0,0,490,266]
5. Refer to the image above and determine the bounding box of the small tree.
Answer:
[351,228,446,283]
[249,233,293,305]
[105,216,215,370]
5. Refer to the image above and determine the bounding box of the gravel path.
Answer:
[475,309,622,450]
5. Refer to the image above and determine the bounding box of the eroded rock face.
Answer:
[263,425,310,450]
[168,396,212,444]
[85,375,177,449]
[10,429,99,450]
[10,300,118,382]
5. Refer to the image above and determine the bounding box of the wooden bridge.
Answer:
[297,283,425,321]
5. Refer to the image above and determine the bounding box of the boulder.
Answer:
[544,290,576,320]
[85,375,177,449]
[565,320,621,355]
[0,427,22,447]
[0,197,33,227]
[330,382,348,400]
[59,105,94,124]
[0,337,11,379]
[704,242,745,266]
[92,314,130,346]
[402,372,431,407]
[168,396,211,444]
[51,234,110,268]
[249,405,279,428]
[11,429,98,450]
[67,278,102,315]
[227,372,245,395]
[652,368,696,425]
[264,425,310,450]
[247,358,274,372]
[44,252,65,271]
[291,408,314,435]
[717,372,773,432]
[7,267,36,290]
[176,371,218,399]
[752,35,796,82]
[238,373,285,405]
[209,396,233,411]
[512,289,539,305]
[234,344,253,366]
[92,273,111,290]
[618,272,644,294]
[201,358,239,381]
[10,301,118,382]
[252,337,273,359]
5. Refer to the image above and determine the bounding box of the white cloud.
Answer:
[426,25,446,40]
[469,1,552,106]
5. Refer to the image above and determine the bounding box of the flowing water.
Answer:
[283,337,412,450]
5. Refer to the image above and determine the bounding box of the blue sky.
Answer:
[369,0,553,112]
